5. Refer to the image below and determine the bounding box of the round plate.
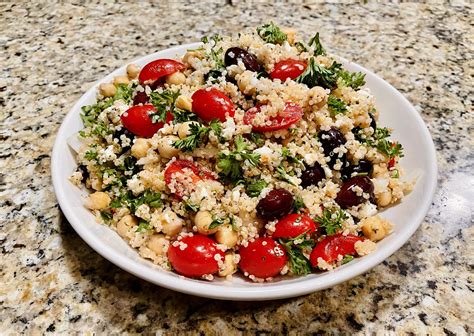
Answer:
[51,43,437,301]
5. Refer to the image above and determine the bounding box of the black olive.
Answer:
[256,188,294,220]
[318,127,347,168]
[224,47,261,72]
[113,127,134,153]
[301,163,326,188]
[204,69,224,83]
[369,112,377,130]
[341,159,373,181]
[77,164,89,184]
[335,176,375,208]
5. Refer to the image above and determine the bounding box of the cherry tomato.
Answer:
[243,102,303,132]
[164,160,215,199]
[191,88,235,122]
[120,105,173,138]
[272,214,318,239]
[168,235,224,278]
[138,59,186,85]
[310,234,364,266]
[270,59,307,81]
[239,237,287,278]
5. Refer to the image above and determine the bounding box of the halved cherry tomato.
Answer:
[239,237,287,278]
[120,105,173,138]
[310,234,364,266]
[272,214,318,239]
[270,59,307,81]
[168,235,224,278]
[191,88,235,122]
[243,102,303,132]
[164,160,215,199]
[138,59,186,85]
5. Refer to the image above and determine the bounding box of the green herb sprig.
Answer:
[256,22,287,45]
[315,208,348,235]
[278,233,315,276]
[327,95,348,116]
[217,135,260,183]
[295,57,342,89]
[173,120,222,152]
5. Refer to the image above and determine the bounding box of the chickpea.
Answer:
[175,95,193,111]
[156,136,180,159]
[177,121,197,139]
[86,191,110,210]
[165,72,186,85]
[194,210,218,235]
[147,234,169,255]
[126,63,140,79]
[360,216,390,242]
[99,83,116,97]
[218,253,238,277]
[113,75,130,86]
[131,138,150,159]
[182,51,202,64]
[282,28,296,45]
[215,225,238,248]
[377,190,392,207]
[117,215,138,238]
[161,211,184,237]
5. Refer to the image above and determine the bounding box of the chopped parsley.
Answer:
[183,200,199,212]
[173,120,222,152]
[84,148,98,161]
[308,32,326,56]
[208,216,225,230]
[149,90,180,124]
[136,219,152,232]
[217,135,260,183]
[315,208,348,235]
[360,127,404,159]
[172,109,198,124]
[256,22,287,45]
[202,35,225,77]
[245,178,268,197]
[338,69,366,90]
[111,189,163,213]
[248,132,265,147]
[100,210,113,224]
[281,147,301,165]
[293,196,306,213]
[276,165,295,185]
[278,233,315,276]
[295,57,342,89]
[341,255,354,265]
[327,95,348,116]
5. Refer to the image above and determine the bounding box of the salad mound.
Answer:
[70,23,413,282]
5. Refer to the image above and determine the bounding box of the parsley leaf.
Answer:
[245,178,268,197]
[295,57,342,89]
[173,120,222,152]
[308,32,326,56]
[172,108,198,124]
[217,135,260,183]
[281,147,301,165]
[256,22,287,44]
[136,219,152,232]
[315,208,348,235]
[361,127,404,159]
[100,210,113,224]
[341,255,354,265]
[149,90,180,124]
[338,69,366,90]
[276,165,295,185]
[278,233,315,276]
[248,132,265,147]
[84,149,98,161]
[327,95,348,116]
[293,196,306,213]
[208,216,225,230]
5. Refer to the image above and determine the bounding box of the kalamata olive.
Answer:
[335,176,375,208]
[318,127,347,168]
[301,163,326,188]
[340,159,373,181]
[224,47,261,72]
[369,112,377,130]
[133,91,149,105]
[204,69,223,83]
[256,188,294,220]
[77,164,89,184]
[113,127,135,153]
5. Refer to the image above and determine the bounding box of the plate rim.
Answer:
[51,43,438,300]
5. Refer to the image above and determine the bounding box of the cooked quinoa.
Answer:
[70,23,414,281]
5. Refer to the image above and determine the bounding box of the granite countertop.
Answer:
[1,1,472,334]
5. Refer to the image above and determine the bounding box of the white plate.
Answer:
[51,43,437,301]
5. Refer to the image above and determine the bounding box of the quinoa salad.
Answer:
[69,23,414,282]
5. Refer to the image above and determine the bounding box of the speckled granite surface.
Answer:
[1,1,473,334]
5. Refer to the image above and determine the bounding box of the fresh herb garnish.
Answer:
[245,178,268,197]
[149,90,180,124]
[136,219,152,232]
[100,210,113,224]
[281,147,301,165]
[295,57,342,89]
[341,255,354,265]
[276,165,295,185]
[308,32,326,56]
[183,200,199,212]
[293,196,306,213]
[217,135,260,183]
[112,190,163,213]
[256,22,287,45]
[248,132,265,147]
[338,69,366,90]
[208,216,225,230]
[84,148,98,161]
[315,208,348,235]
[361,127,404,159]
[295,41,307,53]
[278,233,315,276]
[327,95,348,116]
[202,35,225,75]
[173,120,222,152]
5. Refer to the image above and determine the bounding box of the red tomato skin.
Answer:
[191,88,235,122]
[243,102,303,132]
[239,237,287,278]
[164,160,215,199]
[138,59,186,85]
[168,235,224,278]
[271,214,318,239]
[310,234,364,266]
[121,105,172,138]
[270,59,307,81]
